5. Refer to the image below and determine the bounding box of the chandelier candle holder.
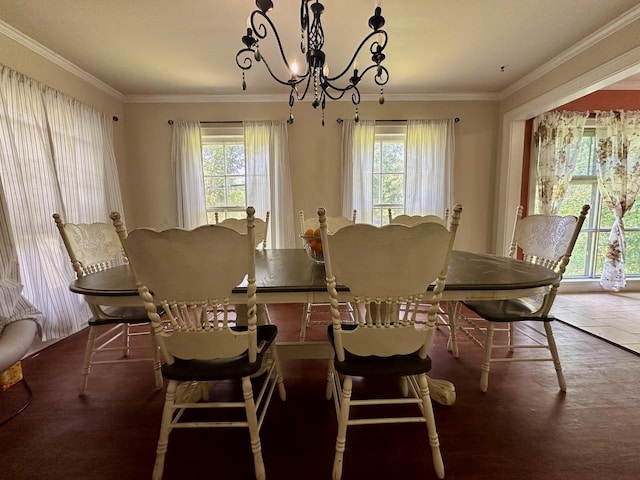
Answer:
[236,0,389,125]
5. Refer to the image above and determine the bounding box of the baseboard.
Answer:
[559,278,640,293]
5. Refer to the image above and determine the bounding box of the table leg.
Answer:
[427,376,456,405]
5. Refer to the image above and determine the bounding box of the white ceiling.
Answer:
[1,0,639,100]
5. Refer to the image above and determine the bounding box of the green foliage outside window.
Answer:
[202,139,247,222]
[373,135,405,226]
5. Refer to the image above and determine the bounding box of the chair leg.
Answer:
[333,375,353,480]
[480,322,496,392]
[417,374,445,479]
[122,323,130,357]
[508,321,515,353]
[153,379,176,480]
[150,326,163,390]
[269,344,287,401]
[79,325,98,396]
[300,303,310,341]
[325,355,336,401]
[544,322,567,392]
[242,376,266,480]
[400,376,409,397]
[446,301,460,358]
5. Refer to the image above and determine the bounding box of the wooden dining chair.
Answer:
[215,210,270,250]
[117,206,286,480]
[320,205,462,480]
[459,204,590,392]
[298,209,357,341]
[215,211,272,328]
[53,213,162,395]
[388,209,460,356]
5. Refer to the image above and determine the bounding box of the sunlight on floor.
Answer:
[552,292,640,354]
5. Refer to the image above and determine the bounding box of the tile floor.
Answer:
[551,291,640,354]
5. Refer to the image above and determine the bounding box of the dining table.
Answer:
[69,248,559,405]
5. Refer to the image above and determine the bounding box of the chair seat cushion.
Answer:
[161,324,278,381]
[463,298,553,323]
[89,306,151,326]
[327,326,432,377]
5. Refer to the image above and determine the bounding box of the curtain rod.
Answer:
[335,117,460,124]
[167,120,243,125]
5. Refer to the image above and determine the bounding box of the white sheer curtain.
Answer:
[532,111,589,214]
[341,120,375,224]
[0,65,124,340]
[172,121,207,228]
[405,119,455,216]
[0,175,44,338]
[595,110,640,291]
[244,120,295,248]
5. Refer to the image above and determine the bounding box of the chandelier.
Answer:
[235,0,389,125]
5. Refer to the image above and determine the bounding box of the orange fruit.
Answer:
[313,228,321,238]
[310,239,323,253]
[304,228,314,236]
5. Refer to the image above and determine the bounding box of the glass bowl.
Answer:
[300,233,324,264]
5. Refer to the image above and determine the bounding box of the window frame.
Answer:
[200,126,247,223]
[372,124,407,226]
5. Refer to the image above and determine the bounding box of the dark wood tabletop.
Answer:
[70,249,559,298]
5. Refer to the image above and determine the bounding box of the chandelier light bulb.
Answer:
[291,61,300,76]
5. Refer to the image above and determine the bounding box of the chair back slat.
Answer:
[115,207,259,364]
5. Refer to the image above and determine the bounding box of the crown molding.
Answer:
[0,19,125,101]
[124,91,500,104]
[505,45,640,121]
[601,77,640,90]
[499,4,640,99]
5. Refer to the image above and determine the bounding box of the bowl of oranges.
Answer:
[300,228,324,263]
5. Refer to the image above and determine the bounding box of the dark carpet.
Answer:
[2,303,640,479]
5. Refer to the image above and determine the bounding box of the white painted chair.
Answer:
[53,213,162,395]
[215,211,271,327]
[388,209,460,355]
[215,210,270,250]
[117,206,286,480]
[460,204,590,392]
[298,209,357,341]
[321,205,462,480]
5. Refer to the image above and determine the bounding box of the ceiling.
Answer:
[1,0,639,100]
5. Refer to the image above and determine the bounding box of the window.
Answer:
[201,127,246,223]
[533,128,640,278]
[372,126,406,225]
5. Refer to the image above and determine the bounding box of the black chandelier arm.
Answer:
[248,10,309,79]
[355,64,389,87]
[236,48,255,71]
[373,65,389,86]
[320,63,387,97]
[320,82,354,102]
[259,55,310,88]
[291,71,314,102]
[324,29,388,83]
